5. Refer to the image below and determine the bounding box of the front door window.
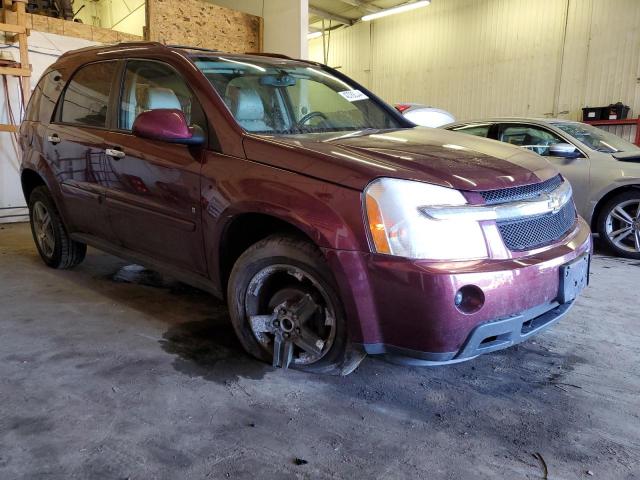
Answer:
[119,60,206,131]
[499,125,565,157]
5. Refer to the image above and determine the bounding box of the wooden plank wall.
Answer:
[145,0,261,53]
[2,10,142,42]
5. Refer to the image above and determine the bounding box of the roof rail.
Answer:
[167,44,221,53]
[245,52,292,59]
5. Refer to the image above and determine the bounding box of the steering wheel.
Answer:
[296,111,329,127]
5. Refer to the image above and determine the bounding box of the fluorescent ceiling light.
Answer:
[307,31,323,39]
[362,0,430,21]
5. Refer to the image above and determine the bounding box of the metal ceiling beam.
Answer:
[336,0,381,13]
[308,24,345,34]
[308,6,353,25]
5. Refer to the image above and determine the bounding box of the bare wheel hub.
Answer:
[246,265,336,369]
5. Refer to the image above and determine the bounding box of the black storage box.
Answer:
[582,107,602,121]
[582,102,630,121]
[604,102,630,120]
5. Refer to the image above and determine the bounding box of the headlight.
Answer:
[364,177,488,260]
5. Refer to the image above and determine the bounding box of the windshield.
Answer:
[554,122,640,153]
[192,56,403,135]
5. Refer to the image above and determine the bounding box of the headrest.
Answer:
[235,90,265,121]
[147,87,181,111]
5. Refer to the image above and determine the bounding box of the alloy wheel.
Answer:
[245,264,337,369]
[605,199,640,253]
[32,201,56,258]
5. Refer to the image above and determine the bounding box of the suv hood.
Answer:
[242,127,558,191]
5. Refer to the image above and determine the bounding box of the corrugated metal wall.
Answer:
[309,21,372,88]
[309,0,640,124]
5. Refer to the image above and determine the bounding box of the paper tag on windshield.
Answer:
[338,90,369,102]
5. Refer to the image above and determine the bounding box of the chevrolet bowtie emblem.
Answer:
[547,195,563,213]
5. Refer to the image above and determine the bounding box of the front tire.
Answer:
[227,235,365,375]
[28,186,87,269]
[597,191,640,259]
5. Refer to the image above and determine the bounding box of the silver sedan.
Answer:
[444,118,640,258]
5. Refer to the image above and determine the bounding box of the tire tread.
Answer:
[29,186,86,269]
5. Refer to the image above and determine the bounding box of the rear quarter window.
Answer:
[25,70,64,123]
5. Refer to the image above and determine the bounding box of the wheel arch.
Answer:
[591,184,640,231]
[217,212,322,295]
[21,168,48,203]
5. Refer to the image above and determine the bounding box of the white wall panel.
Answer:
[309,0,640,122]
[0,33,98,222]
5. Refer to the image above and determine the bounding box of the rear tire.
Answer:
[227,235,365,375]
[28,186,86,269]
[597,191,640,259]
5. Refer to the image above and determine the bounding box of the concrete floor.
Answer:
[0,222,639,480]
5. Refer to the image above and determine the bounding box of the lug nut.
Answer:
[295,327,301,334]
[273,320,280,327]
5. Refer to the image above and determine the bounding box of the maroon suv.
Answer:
[20,42,591,374]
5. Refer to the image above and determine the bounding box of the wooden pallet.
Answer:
[1,0,31,133]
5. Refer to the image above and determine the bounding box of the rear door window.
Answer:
[451,124,491,137]
[59,61,118,128]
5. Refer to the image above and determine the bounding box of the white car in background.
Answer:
[395,103,455,127]
[444,118,640,258]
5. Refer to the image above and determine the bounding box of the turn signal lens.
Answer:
[365,193,391,254]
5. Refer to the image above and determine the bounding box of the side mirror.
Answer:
[549,142,581,159]
[132,109,205,146]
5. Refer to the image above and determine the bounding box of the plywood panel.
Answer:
[145,0,261,53]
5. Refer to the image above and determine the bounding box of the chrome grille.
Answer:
[480,175,563,205]
[497,201,577,251]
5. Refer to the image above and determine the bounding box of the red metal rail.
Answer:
[584,117,640,146]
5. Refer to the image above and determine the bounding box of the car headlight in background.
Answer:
[364,178,488,260]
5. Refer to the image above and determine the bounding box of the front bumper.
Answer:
[381,300,574,366]
[323,217,592,364]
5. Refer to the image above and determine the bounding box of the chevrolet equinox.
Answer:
[20,42,591,375]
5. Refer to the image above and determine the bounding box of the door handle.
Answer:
[47,134,61,145]
[105,148,125,159]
